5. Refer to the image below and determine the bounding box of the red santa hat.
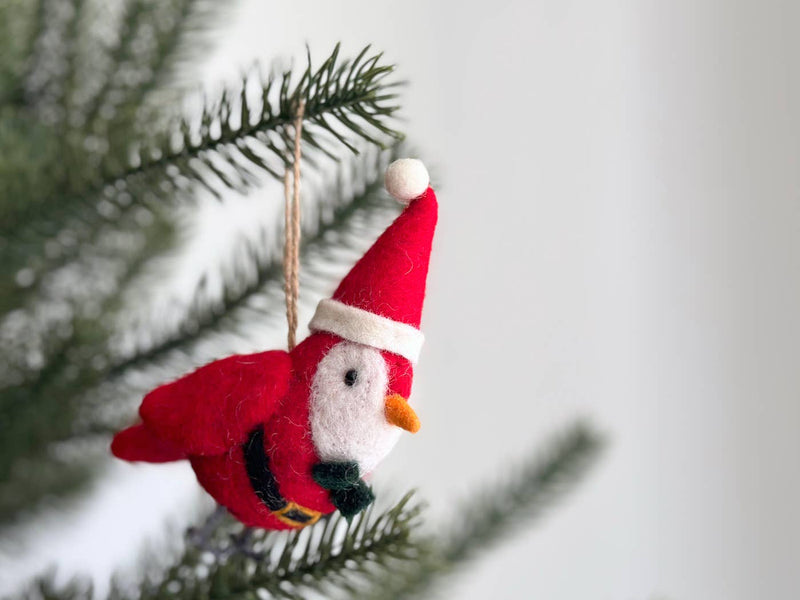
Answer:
[308,158,437,364]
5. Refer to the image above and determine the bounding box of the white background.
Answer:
[4,1,800,599]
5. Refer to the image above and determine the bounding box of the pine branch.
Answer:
[14,493,430,600]
[0,204,174,387]
[9,424,605,600]
[0,44,402,318]
[104,148,401,381]
[1,44,401,233]
[360,422,605,599]
[0,0,214,289]
[141,493,426,600]
[0,216,176,525]
[100,43,402,192]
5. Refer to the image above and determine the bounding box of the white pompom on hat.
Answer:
[384,158,430,204]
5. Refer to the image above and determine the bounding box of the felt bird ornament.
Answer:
[111,159,437,530]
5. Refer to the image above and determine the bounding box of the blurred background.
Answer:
[2,1,800,599]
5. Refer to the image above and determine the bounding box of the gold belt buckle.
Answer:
[273,501,322,529]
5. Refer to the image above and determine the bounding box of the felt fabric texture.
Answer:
[243,425,322,527]
[111,423,186,463]
[330,480,375,519]
[311,461,361,490]
[384,158,430,204]
[141,350,291,456]
[384,393,421,433]
[308,299,425,363]
[243,425,286,511]
[312,460,374,520]
[308,341,401,474]
[110,160,438,531]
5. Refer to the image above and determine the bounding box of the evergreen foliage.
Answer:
[13,423,603,600]
[0,1,604,597]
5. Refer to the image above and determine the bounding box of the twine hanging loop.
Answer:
[283,100,305,350]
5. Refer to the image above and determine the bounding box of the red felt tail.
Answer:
[111,423,186,463]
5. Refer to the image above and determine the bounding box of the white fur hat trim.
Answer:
[308,299,424,364]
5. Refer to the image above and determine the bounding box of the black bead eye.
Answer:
[344,369,358,387]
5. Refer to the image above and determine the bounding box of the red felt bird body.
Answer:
[112,159,437,530]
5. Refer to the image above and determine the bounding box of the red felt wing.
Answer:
[112,423,186,463]
[137,350,292,457]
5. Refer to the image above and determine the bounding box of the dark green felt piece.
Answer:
[330,480,375,519]
[312,461,361,490]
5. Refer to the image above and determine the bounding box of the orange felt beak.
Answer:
[384,393,421,433]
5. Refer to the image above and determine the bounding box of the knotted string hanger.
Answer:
[283,100,305,350]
